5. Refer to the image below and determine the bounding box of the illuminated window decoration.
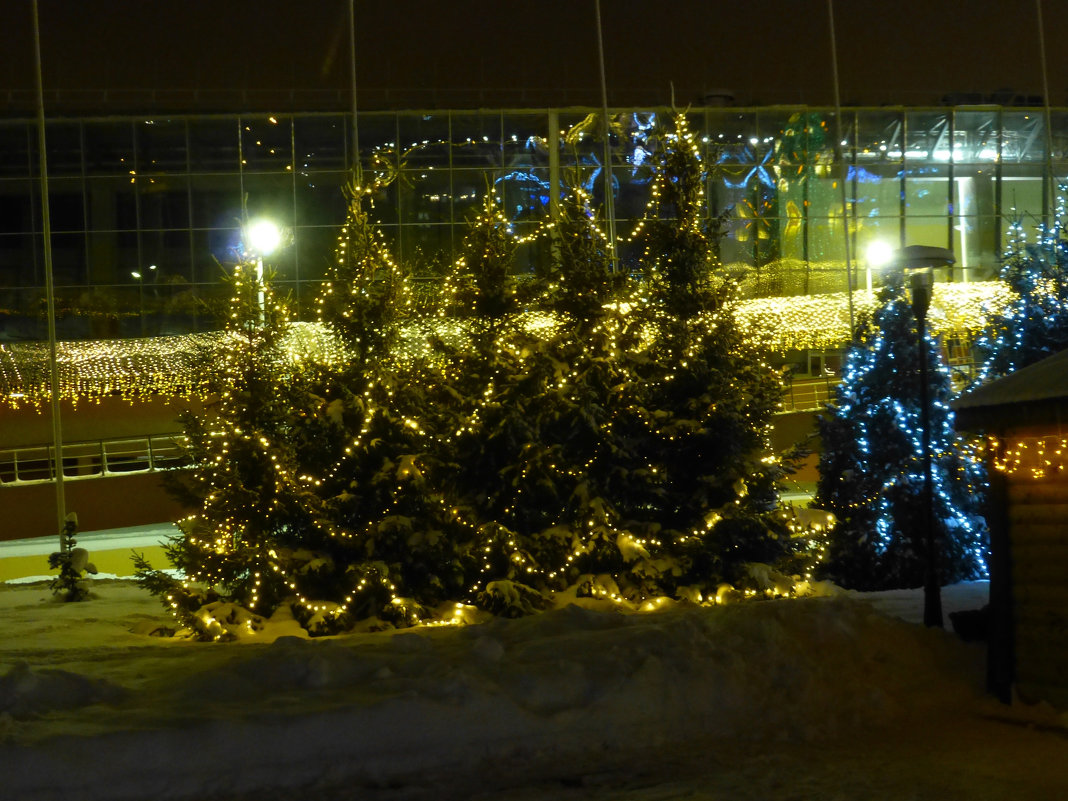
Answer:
[0,323,349,409]
[735,197,774,242]
[720,142,776,190]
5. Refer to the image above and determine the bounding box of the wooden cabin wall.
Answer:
[1007,475,1068,707]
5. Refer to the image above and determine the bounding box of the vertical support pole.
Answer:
[594,0,618,271]
[32,0,68,546]
[827,0,854,333]
[918,314,941,627]
[1036,0,1056,228]
[548,110,562,267]
[910,270,943,628]
[256,256,265,325]
[947,112,956,281]
[349,0,361,184]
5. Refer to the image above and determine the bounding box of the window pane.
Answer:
[141,229,192,284]
[241,115,293,172]
[397,113,450,167]
[296,171,347,228]
[905,167,950,220]
[502,113,549,170]
[84,122,135,176]
[139,176,190,229]
[906,111,949,161]
[190,174,243,228]
[294,115,347,171]
[51,232,87,284]
[82,176,138,232]
[48,179,86,232]
[400,167,452,226]
[242,172,295,227]
[45,123,83,177]
[188,118,240,172]
[1001,169,1046,243]
[356,111,396,165]
[451,113,502,167]
[0,179,35,234]
[0,124,32,178]
[952,166,997,280]
[0,234,37,288]
[136,119,188,174]
[1001,111,1046,162]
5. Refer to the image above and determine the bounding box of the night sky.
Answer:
[0,0,1066,112]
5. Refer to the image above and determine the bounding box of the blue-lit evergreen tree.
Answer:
[975,213,1068,378]
[815,277,988,590]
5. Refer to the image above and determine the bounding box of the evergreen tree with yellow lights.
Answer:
[136,260,330,637]
[429,189,560,614]
[815,277,988,590]
[430,187,650,612]
[139,186,468,635]
[316,180,412,369]
[617,112,805,593]
[524,187,683,602]
[296,181,470,629]
[463,186,667,610]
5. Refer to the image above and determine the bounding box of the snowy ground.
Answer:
[1,574,1066,801]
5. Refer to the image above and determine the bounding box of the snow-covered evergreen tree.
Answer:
[140,186,467,635]
[815,277,988,590]
[614,113,804,593]
[429,189,563,614]
[291,181,469,630]
[975,213,1068,379]
[138,259,329,635]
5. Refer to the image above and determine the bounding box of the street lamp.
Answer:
[245,219,282,323]
[865,240,894,296]
[131,270,144,335]
[131,264,157,336]
[894,245,955,629]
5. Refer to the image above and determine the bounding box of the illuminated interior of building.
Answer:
[1,106,1063,342]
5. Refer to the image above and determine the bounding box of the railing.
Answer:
[0,434,190,486]
[780,376,840,413]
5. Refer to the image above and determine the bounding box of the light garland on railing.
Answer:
[738,281,1011,352]
[0,322,349,409]
[0,282,1014,409]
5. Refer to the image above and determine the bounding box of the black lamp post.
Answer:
[896,245,954,629]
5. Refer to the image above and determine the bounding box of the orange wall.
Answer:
[1,396,194,448]
[0,471,192,541]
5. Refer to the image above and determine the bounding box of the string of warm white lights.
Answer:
[0,281,1015,409]
[982,434,1068,479]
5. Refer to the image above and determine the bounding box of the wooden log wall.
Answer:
[1007,476,1068,707]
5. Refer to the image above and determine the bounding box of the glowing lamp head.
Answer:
[866,240,894,268]
[247,219,282,257]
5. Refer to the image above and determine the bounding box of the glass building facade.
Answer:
[1,105,1066,340]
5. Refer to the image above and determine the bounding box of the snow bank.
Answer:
[0,581,994,801]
